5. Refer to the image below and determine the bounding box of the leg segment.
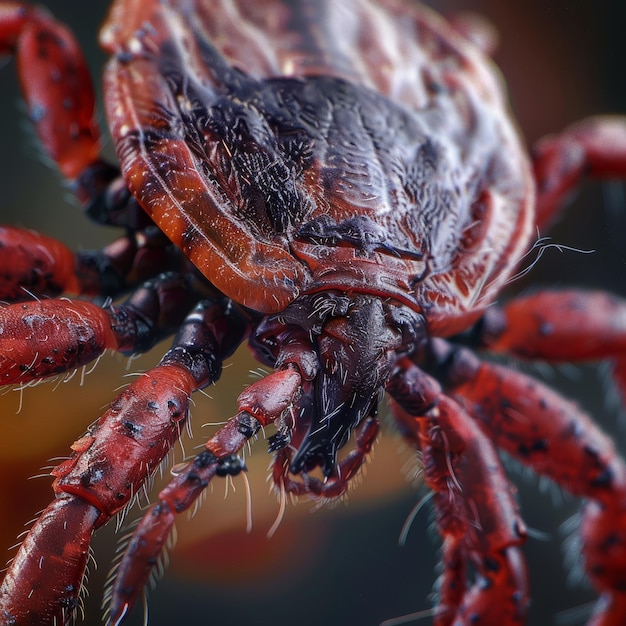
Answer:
[474,290,626,361]
[103,316,386,621]
[105,366,303,623]
[0,1,170,298]
[426,340,626,625]
[388,361,528,625]
[464,289,626,405]
[0,297,249,625]
[0,2,99,180]
[0,272,199,385]
[532,116,626,231]
[0,224,187,302]
[0,226,80,299]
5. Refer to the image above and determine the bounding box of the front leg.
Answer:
[0,298,248,624]
[104,365,303,623]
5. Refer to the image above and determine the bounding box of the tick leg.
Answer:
[0,2,153,233]
[532,116,626,231]
[388,362,528,625]
[104,366,303,624]
[0,298,248,625]
[428,341,626,626]
[0,3,126,217]
[0,1,99,179]
[0,272,199,386]
[0,226,81,299]
[1,2,180,321]
[466,289,626,406]
[0,224,184,301]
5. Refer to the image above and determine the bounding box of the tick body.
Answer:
[1,1,626,625]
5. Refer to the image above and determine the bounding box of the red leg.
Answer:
[0,272,198,386]
[102,322,382,621]
[426,341,626,625]
[0,298,249,624]
[0,224,185,301]
[0,3,162,300]
[532,116,626,231]
[470,289,626,406]
[388,361,528,625]
[0,226,80,299]
[0,1,99,180]
[477,290,626,361]
[103,366,303,623]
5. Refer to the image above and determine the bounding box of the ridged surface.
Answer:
[101,0,533,332]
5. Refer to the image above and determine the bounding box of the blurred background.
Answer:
[0,1,625,625]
